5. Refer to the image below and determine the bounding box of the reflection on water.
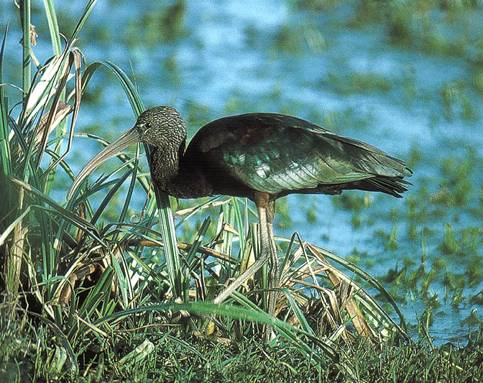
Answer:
[1,0,481,344]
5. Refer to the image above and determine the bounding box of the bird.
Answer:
[69,106,412,314]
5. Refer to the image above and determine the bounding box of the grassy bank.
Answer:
[1,308,481,382]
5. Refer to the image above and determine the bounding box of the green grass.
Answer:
[0,308,480,382]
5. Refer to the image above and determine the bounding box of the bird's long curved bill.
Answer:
[68,127,139,200]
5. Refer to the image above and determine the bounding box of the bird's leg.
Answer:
[265,199,279,318]
[251,193,279,316]
[213,193,278,311]
[255,195,278,341]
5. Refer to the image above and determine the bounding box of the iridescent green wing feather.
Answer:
[188,113,410,196]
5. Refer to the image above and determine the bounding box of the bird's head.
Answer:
[68,106,186,200]
[135,106,186,148]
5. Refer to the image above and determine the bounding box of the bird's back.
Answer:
[183,113,411,200]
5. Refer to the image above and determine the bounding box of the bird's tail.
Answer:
[357,176,411,198]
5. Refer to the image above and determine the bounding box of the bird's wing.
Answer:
[187,113,410,195]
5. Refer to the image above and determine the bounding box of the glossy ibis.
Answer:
[69,106,411,312]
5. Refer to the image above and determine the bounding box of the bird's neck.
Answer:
[148,139,183,191]
[148,141,212,199]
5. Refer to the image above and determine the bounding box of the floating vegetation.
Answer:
[332,192,372,212]
[353,0,480,63]
[386,225,399,251]
[272,23,326,54]
[304,200,318,223]
[407,144,423,168]
[313,107,373,134]
[124,0,187,46]
[474,67,483,94]
[290,0,342,11]
[440,81,478,121]
[326,72,392,95]
[440,223,460,255]
[275,198,293,229]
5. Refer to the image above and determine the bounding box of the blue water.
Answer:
[1,1,481,345]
